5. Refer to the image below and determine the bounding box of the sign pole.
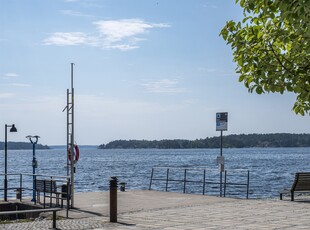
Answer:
[220,130,223,157]
[216,112,228,198]
[220,130,223,197]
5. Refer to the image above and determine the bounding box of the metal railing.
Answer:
[149,167,250,199]
[0,173,71,216]
[0,208,62,228]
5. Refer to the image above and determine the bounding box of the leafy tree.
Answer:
[220,0,310,115]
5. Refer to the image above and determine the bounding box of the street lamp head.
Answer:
[10,124,17,132]
[26,135,40,139]
[26,135,40,144]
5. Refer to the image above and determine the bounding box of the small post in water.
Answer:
[110,177,118,222]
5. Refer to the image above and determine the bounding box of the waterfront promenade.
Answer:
[1,190,310,229]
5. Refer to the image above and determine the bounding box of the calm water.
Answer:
[0,147,309,199]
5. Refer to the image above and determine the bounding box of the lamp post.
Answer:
[4,124,17,201]
[26,135,40,202]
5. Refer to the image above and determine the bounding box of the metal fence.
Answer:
[0,173,71,215]
[149,167,250,199]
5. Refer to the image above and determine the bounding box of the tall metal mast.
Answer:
[64,63,75,207]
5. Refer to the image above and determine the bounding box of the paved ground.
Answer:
[1,190,310,229]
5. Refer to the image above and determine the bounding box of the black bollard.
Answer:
[109,177,118,222]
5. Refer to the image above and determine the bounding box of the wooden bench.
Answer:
[280,172,310,201]
[35,179,69,208]
[0,208,62,229]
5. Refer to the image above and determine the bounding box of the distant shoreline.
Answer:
[0,142,49,150]
[98,133,310,149]
[2,133,310,150]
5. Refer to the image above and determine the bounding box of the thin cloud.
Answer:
[141,79,187,94]
[43,32,96,46]
[202,4,218,9]
[0,93,15,99]
[9,83,31,87]
[197,67,216,73]
[60,10,95,18]
[63,0,103,8]
[43,18,170,51]
[4,73,19,77]
[197,68,237,77]
[94,19,169,42]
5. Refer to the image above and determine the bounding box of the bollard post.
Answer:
[110,177,118,222]
[52,210,57,229]
[16,188,21,200]
[120,182,126,192]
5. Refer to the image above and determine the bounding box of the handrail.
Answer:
[0,173,70,179]
[0,208,62,229]
[149,167,250,199]
[0,173,71,217]
[152,166,249,171]
[152,166,213,171]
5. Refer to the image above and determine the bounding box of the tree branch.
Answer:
[268,41,295,75]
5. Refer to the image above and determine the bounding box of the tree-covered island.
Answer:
[99,133,310,149]
[0,142,49,150]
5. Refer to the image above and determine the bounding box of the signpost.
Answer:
[216,112,228,197]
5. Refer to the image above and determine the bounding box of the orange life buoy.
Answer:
[68,145,79,162]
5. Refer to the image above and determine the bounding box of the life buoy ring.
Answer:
[68,145,79,162]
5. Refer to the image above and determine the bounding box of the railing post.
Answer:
[32,174,36,203]
[43,180,46,208]
[67,178,70,217]
[246,170,250,199]
[109,177,118,222]
[149,168,154,190]
[224,170,227,197]
[220,171,222,197]
[52,210,57,229]
[165,168,169,192]
[20,174,23,201]
[34,176,37,205]
[202,170,206,195]
[183,169,187,194]
[50,178,52,207]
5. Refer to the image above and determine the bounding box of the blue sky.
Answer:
[1,0,309,145]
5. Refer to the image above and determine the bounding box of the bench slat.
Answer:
[280,172,310,201]
[35,180,57,193]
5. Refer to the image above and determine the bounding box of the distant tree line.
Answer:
[98,133,310,149]
[0,142,50,150]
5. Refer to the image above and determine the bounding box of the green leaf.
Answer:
[256,86,263,94]
[220,0,310,115]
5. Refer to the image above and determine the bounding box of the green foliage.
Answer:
[220,0,310,115]
[98,133,310,149]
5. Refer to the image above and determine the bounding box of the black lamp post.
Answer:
[26,135,40,202]
[4,124,17,201]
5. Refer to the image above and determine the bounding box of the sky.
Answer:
[0,0,309,146]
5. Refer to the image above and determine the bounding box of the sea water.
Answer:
[0,147,309,198]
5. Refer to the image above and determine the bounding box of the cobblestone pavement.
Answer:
[1,192,310,229]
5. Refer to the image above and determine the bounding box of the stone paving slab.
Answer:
[57,190,236,219]
[1,191,310,229]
